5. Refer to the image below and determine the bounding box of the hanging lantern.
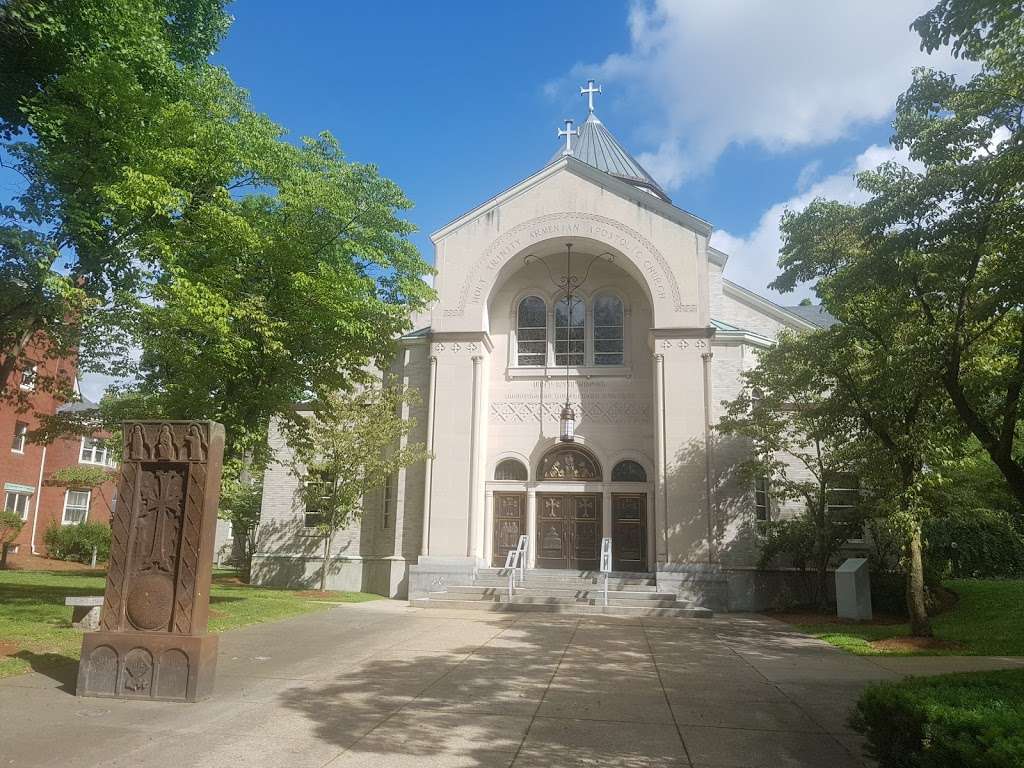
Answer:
[559,403,576,443]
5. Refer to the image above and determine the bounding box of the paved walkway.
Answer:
[2,602,1022,768]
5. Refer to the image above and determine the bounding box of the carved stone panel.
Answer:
[77,420,224,703]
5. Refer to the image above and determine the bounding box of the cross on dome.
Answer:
[557,119,579,156]
[581,79,601,113]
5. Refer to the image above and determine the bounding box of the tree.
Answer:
[287,385,430,592]
[2,1,433,484]
[773,200,959,635]
[718,335,868,611]
[853,0,1024,504]
[0,510,25,569]
[0,0,233,403]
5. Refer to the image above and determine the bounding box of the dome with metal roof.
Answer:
[550,80,671,203]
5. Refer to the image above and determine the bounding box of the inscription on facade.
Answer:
[448,212,689,317]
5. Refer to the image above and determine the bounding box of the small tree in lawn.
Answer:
[0,510,25,569]
[288,385,430,592]
[718,334,868,611]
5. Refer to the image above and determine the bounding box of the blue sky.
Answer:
[5,1,968,400]
[214,0,961,301]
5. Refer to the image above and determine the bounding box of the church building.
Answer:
[253,82,833,611]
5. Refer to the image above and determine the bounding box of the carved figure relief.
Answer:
[183,423,207,461]
[127,424,149,460]
[154,425,177,460]
[123,649,153,693]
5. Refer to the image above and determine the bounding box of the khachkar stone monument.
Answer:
[77,420,225,702]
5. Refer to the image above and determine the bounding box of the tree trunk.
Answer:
[0,543,9,570]
[319,532,331,593]
[905,522,932,637]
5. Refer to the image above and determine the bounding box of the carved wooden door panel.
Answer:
[492,493,526,567]
[570,495,601,570]
[612,494,647,572]
[535,494,567,569]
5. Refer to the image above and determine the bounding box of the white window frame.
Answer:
[4,490,32,521]
[62,489,91,525]
[592,292,625,367]
[79,436,115,467]
[515,295,548,367]
[19,365,37,391]
[11,421,28,454]
[754,475,772,536]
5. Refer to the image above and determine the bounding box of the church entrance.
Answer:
[491,492,526,567]
[535,494,601,570]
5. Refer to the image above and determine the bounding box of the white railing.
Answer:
[600,537,612,607]
[503,534,529,599]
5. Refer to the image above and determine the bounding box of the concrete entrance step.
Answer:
[411,597,713,618]
[476,569,657,589]
[444,585,678,602]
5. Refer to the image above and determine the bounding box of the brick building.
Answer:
[2,349,117,556]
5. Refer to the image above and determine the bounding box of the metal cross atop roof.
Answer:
[581,79,602,113]
[557,118,579,156]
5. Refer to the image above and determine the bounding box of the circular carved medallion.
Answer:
[126,572,175,631]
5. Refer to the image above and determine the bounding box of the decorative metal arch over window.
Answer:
[539,446,601,481]
[611,460,647,482]
[495,459,528,481]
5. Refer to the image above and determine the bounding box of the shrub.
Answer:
[852,670,1024,768]
[44,522,111,563]
[925,508,1024,579]
[758,516,818,571]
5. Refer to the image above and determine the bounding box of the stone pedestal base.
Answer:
[77,631,218,702]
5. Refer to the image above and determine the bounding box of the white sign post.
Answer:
[599,538,612,607]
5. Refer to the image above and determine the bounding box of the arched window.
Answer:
[554,297,585,367]
[611,460,647,482]
[593,293,624,366]
[516,296,547,366]
[494,459,528,481]
[538,446,601,481]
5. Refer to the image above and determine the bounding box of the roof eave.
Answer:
[431,156,712,242]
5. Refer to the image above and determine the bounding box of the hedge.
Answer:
[924,508,1024,579]
[852,669,1024,768]
[43,522,111,563]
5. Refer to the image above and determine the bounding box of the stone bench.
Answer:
[66,596,104,630]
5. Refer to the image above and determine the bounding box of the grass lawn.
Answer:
[790,579,1024,656]
[0,568,382,679]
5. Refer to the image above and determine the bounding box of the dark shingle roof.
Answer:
[783,304,838,328]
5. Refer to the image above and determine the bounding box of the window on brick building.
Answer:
[20,365,37,391]
[62,490,91,525]
[80,437,115,467]
[11,421,28,453]
[4,491,31,521]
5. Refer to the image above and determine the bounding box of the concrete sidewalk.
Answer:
[1,602,1021,768]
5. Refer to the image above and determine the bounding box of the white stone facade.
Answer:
[252,148,826,607]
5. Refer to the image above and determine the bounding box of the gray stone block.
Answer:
[836,557,872,621]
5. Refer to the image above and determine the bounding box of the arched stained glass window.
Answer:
[611,460,647,482]
[539,446,601,481]
[495,459,528,481]
[554,297,585,367]
[517,296,547,366]
[593,294,624,366]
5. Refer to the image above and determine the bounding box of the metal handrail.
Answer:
[504,535,529,599]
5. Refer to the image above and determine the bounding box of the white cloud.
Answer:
[710,144,915,300]
[569,0,970,188]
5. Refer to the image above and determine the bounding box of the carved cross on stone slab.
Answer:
[76,420,225,703]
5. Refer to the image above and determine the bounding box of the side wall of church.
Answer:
[251,342,430,598]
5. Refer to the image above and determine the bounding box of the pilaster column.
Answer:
[467,355,484,559]
[653,352,668,563]
[483,490,495,566]
[702,351,715,563]
[526,489,537,568]
[602,488,613,555]
[420,354,438,557]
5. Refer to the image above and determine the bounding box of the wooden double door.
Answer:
[536,493,601,570]
[492,492,527,567]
